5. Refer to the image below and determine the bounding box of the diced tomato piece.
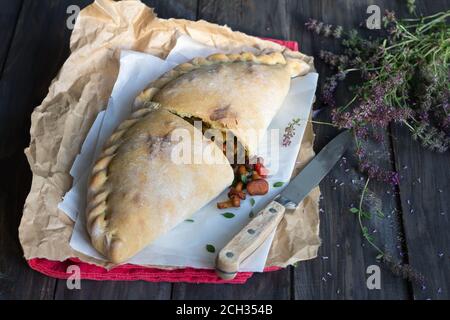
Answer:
[254,160,269,178]
[257,166,269,178]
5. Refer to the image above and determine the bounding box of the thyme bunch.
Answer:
[306,3,449,285]
[308,9,450,156]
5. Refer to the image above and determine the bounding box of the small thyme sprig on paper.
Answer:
[282,118,337,147]
[282,118,301,147]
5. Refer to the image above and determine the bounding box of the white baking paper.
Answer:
[59,35,318,272]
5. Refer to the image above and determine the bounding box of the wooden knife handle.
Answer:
[215,200,285,280]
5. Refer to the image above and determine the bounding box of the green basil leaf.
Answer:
[222,212,235,219]
[273,181,284,188]
[185,219,195,222]
[250,198,255,207]
[206,244,216,253]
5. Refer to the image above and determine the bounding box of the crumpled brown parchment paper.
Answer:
[19,0,321,269]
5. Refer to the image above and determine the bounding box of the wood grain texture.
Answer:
[392,126,450,300]
[172,269,291,300]
[198,0,293,39]
[0,152,56,299]
[285,0,411,299]
[54,280,171,300]
[0,0,449,300]
[389,0,450,300]
[0,0,83,300]
[143,0,198,20]
[0,0,23,76]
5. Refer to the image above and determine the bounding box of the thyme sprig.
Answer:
[351,178,425,285]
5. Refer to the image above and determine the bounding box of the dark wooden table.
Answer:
[1,0,449,300]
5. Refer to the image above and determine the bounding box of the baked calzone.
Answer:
[87,105,233,263]
[87,51,310,263]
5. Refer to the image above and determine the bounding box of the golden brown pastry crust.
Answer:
[87,104,234,263]
[134,52,311,155]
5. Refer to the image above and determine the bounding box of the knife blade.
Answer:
[215,130,352,280]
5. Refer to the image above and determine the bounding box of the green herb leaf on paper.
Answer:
[250,198,255,207]
[185,219,195,223]
[206,244,216,253]
[222,212,235,219]
[273,181,284,188]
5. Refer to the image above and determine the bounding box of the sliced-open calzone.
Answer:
[87,105,233,263]
[87,51,311,263]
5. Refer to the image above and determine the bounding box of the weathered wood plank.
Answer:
[0,152,56,300]
[392,126,450,300]
[291,0,450,299]
[172,269,291,300]
[389,0,450,300]
[286,0,410,299]
[54,280,171,300]
[0,0,85,300]
[143,0,198,20]
[198,0,291,39]
[0,0,23,76]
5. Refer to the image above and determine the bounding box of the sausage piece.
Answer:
[246,179,269,196]
[217,200,233,209]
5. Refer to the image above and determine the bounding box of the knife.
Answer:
[215,130,352,280]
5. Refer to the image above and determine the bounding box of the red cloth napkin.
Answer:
[27,39,298,284]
